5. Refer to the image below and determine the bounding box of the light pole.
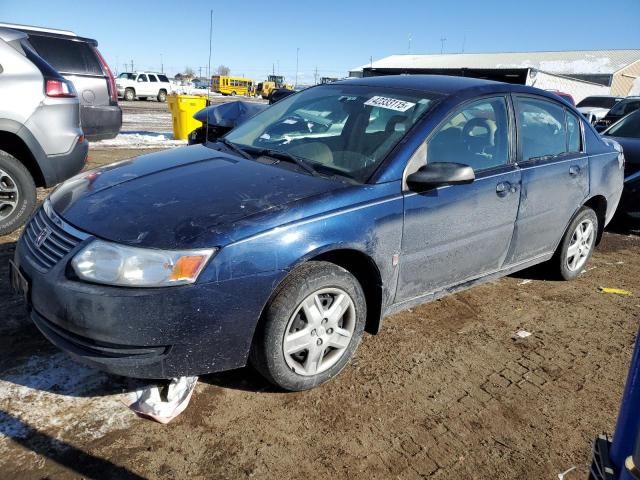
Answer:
[295,47,299,88]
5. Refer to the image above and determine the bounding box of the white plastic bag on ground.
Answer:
[122,376,198,424]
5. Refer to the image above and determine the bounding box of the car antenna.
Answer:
[205,8,213,145]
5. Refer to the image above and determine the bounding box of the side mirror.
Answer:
[407,162,475,191]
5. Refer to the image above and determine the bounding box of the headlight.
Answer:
[71,239,216,287]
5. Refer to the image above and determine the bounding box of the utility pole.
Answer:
[131,60,134,72]
[160,54,163,73]
[440,37,447,54]
[207,9,213,84]
[314,66,318,85]
[295,47,299,88]
[199,66,203,79]
[461,34,466,53]
[272,63,275,75]
[408,33,412,54]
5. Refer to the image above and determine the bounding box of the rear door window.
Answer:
[148,74,158,82]
[158,74,169,83]
[566,111,582,153]
[516,97,568,162]
[27,35,103,75]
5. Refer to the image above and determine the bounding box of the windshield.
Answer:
[604,110,640,139]
[577,97,620,109]
[609,99,640,117]
[118,73,135,80]
[224,84,440,182]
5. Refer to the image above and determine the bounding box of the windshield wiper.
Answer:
[255,148,320,177]
[218,138,253,160]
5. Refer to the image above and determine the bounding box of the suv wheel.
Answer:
[157,90,167,102]
[250,261,366,391]
[553,207,598,281]
[124,88,135,101]
[0,150,36,236]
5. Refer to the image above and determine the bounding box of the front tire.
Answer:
[554,207,598,281]
[157,90,167,102]
[124,88,135,101]
[0,150,36,236]
[250,261,366,391]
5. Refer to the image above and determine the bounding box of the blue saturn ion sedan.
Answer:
[11,76,624,391]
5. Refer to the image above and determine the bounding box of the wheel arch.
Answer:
[0,129,46,187]
[583,194,607,244]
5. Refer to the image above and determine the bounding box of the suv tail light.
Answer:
[93,47,117,103]
[45,79,76,98]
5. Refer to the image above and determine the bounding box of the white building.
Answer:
[349,50,640,102]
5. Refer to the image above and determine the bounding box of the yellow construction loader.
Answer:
[256,75,293,99]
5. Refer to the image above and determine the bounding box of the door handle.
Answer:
[569,165,581,176]
[496,182,508,197]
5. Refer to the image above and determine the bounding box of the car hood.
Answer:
[50,145,344,248]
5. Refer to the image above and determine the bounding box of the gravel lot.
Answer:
[0,102,639,479]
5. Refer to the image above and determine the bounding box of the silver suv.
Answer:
[0,28,87,235]
[0,23,122,141]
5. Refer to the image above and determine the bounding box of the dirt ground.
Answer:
[1,145,639,480]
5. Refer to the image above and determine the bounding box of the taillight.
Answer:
[45,79,76,98]
[93,47,117,103]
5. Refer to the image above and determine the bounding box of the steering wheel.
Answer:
[461,117,493,154]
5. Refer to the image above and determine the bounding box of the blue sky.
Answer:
[2,0,639,84]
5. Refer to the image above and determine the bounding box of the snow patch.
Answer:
[91,132,187,149]
[0,352,133,458]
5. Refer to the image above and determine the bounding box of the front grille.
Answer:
[23,203,84,271]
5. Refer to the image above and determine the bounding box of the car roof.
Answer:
[335,74,592,106]
[335,74,504,94]
[0,22,98,46]
[0,27,28,43]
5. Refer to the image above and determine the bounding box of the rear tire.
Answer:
[124,88,135,101]
[552,207,598,281]
[157,90,167,102]
[250,261,366,391]
[0,150,36,236]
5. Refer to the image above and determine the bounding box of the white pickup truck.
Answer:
[116,72,171,102]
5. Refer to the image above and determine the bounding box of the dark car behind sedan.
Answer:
[11,76,624,392]
[596,97,640,132]
[603,109,640,219]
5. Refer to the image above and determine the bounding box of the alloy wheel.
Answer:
[566,218,595,272]
[283,287,356,376]
[0,168,19,221]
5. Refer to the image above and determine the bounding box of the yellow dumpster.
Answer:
[167,95,208,140]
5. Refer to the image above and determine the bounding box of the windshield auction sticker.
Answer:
[364,96,416,112]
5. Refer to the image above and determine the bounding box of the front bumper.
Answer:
[13,206,282,378]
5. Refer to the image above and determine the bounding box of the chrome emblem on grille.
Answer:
[35,227,51,248]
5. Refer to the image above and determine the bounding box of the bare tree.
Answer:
[183,67,195,79]
[217,65,231,76]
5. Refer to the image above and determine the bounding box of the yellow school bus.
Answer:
[211,75,254,96]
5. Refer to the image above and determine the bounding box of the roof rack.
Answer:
[0,22,77,37]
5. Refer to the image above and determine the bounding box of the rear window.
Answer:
[158,74,169,83]
[577,96,621,109]
[27,35,103,75]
